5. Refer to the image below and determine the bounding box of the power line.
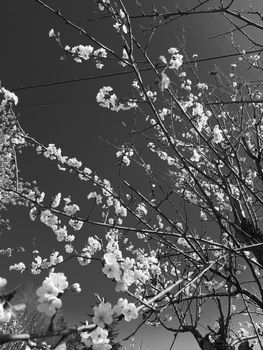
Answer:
[12,69,135,92]
[11,49,262,92]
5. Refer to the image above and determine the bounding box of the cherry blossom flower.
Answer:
[102,261,121,280]
[90,327,110,345]
[113,298,138,321]
[64,203,80,216]
[93,302,114,328]
[0,87,18,106]
[36,272,68,316]
[212,125,224,144]
[122,302,138,322]
[37,295,62,316]
[168,48,183,70]
[9,262,26,273]
[115,279,128,292]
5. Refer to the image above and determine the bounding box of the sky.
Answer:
[1,1,263,349]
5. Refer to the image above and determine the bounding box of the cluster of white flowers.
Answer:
[147,143,176,166]
[168,48,183,70]
[81,326,112,350]
[80,298,138,349]
[55,226,68,242]
[190,149,201,162]
[197,82,208,90]
[36,272,69,316]
[64,203,79,216]
[28,190,83,242]
[10,134,25,146]
[113,21,128,35]
[9,262,26,273]
[64,44,103,64]
[159,108,170,120]
[87,189,127,220]
[25,189,45,204]
[196,114,209,132]
[114,200,127,217]
[135,203,148,218]
[212,125,224,144]
[49,29,108,69]
[65,44,94,62]
[0,87,18,110]
[192,102,204,117]
[39,144,67,163]
[78,236,102,266]
[102,248,160,293]
[87,191,103,205]
[31,251,64,274]
[37,143,84,174]
[96,86,137,112]
[93,302,114,327]
[40,209,59,229]
[114,298,138,321]
[69,219,83,231]
[116,145,134,166]
[66,157,82,169]
[181,79,192,91]
[39,209,74,242]
[112,9,128,34]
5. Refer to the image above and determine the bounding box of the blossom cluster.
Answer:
[28,191,81,243]
[64,44,107,69]
[80,299,138,350]
[31,251,64,274]
[159,47,183,70]
[96,86,137,112]
[78,236,102,266]
[116,145,134,166]
[102,249,160,293]
[49,28,108,69]
[0,87,18,111]
[36,272,69,316]
[2,33,260,349]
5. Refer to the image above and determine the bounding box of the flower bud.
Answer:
[71,283,81,293]
[0,277,7,289]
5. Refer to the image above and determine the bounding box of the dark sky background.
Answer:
[1,1,263,349]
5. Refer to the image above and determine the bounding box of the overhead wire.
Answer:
[11,49,263,92]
